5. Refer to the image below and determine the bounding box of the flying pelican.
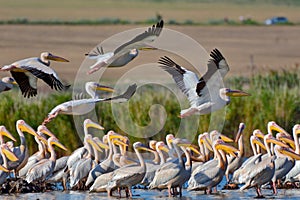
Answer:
[0,77,17,93]
[0,52,70,98]
[43,83,137,125]
[26,136,67,183]
[7,120,39,176]
[158,49,250,118]
[106,142,154,198]
[187,139,238,194]
[86,20,164,74]
[225,123,245,183]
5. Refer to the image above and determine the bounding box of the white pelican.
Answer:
[43,83,137,125]
[239,132,289,198]
[85,131,126,187]
[46,155,69,190]
[0,77,17,93]
[0,144,18,185]
[225,123,245,183]
[7,120,39,175]
[284,125,300,185]
[158,49,250,118]
[149,138,199,197]
[26,136,67,183]
[106,142,154,197]
[1,52,70,98]
[86,20,163,74]
[187,139,238,194]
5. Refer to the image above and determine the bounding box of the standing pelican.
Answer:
[106,142,154,198]
[43,84,137,124]
[158,49,250,118]
[187,139,238,193]
[225,123,245,183]
[86,20,163,74]
[26,137,67,183]
[0,52,70,98]
[7,120,39,175]
[0,77,17,93]
[0,144,18,184]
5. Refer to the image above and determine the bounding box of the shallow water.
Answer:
[2,185,300,200]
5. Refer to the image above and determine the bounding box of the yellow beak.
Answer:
[226,89,250,97]
[47,54,69,62]
[18,122,38,137]
[86,137,102,152]
[95,85,115,93]
[50,140,68,151]
[2,147,19,162]
[0,126,16,142]
[0,164,9,172]
[252,136,266,150]
[279,147,300,160]
[215,142,239,157]
[84,119,104,130]
[266,137,289,148]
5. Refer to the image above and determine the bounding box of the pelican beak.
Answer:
[0,165,8,172]
[277,134,295,150]
[86,137,102,152]
[139,45,158,51]
[50,140,68,151]
[136,143,153,152]
[266,137,289,148]
[159,145,169,153]
[11,80,18,85]
[220,134,234,143]
[253,137,266,150]
[95,85,115,93]
[203,137,213,152]
[226,89,250,97]
[0,126,16,142]
[94,138,109,150]
[177,143,201,155]
[37,136,48,145]
[47,54,69,62]
[113,139,128,147]
[18,122,38,137]
[84,119,104,130]
[108,132,126,140]
[215,142,239,157]
[2,146,19,161]
[279,147,300,160]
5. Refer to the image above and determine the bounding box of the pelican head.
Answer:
[149,140,157,150]
[166,134,175,149]
[253,129,265,139]
[40,52,69,64]
[84,119,104,131]
[156,141,169,153]
[1,77,17,85]
[1,144,19,162]
[16,120,38,137]
[85,82,115,98]
[48,136,68,151]
[235,122,245,143]
[133,141,154,153]
[223,88,250,97]
[214,139,239,157]
[268,121,290,137]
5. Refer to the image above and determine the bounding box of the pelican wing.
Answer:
[196,49,229,96]
[21,65,69,91]
[158,56,200,104]
[102,83,137,103]
[10,71,37,98]
[113,20,164,55]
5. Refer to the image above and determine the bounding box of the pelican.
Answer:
[0,144,18,185]
[43,83,137,125]
[86,20,163,74]
[239,132,289,198]
[85,131,126,187]
[187,139,238,194]
[46,155,69,190]
[158,49,250,118]
[225,123,245,183]
[26,136,67,183]
[149,138,198,197]
[106,142,154,198]
[7,120,39,175]
[0,77,17,93]
[284,125,300,185]
[0,52,70,98]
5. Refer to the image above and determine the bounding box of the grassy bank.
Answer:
[0,69,299,157]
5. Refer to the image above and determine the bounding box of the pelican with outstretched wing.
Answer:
[43,84,137,124]
[86,20,164,74]
[1,52,70,98]
[158,49,250,118]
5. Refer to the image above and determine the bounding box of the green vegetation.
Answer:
[0,68,299,157]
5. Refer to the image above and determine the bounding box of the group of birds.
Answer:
[3,19,296,198]
[1,118,300,198]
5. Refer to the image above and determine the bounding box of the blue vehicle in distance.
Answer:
[265,16,288,25]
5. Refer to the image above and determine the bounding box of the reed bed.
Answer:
[0,69,299,157]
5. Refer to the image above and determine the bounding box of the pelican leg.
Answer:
[255,186,264,198]
[179,186,182,197]
[118,187,122,198]
[168,186,172,197]
[271,181,277,195]
[128,188,133,198]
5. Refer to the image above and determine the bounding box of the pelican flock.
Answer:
[0,19,299,199]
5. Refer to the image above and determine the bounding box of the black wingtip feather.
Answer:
[210,48,225,64]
